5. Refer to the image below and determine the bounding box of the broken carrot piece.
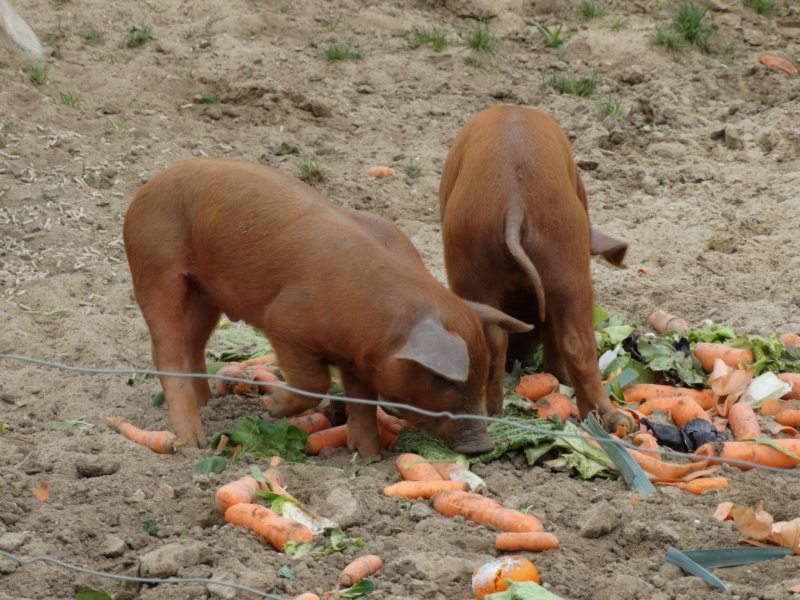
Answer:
[104,416,177,454]
[758,56,799,76]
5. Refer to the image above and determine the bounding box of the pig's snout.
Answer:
[445,421,494,455]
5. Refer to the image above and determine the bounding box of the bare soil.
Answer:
[1,0,800,599]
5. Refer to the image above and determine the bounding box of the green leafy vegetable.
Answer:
[485,580,565,599]
[314,527,365,556]
[210,417,308,463]
[339,579,376,599]
[283,541,315,559]
[595,315,635,353]
[207,322,273,362]
[593,304,609,327]
[50,419,93,430]
[277,565,295,579]
[688,324,735,344]
[75,591,114,600]
[194,456,227,474]
[727,333,785,375]
[638,336,704,386]
[151,391,166,407]
[397,427,469,467]
[141,518,159,536]
[472,416,563,464]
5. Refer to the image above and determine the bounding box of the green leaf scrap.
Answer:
[485,580,565,599]
[210,417,308,463]
[339,579,376,599]
[75,591,114,600]
[194,456,227,475]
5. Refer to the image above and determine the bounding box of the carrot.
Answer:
[760,399,791,416]
[655,477,729,495]
[758,56,799,76]
[728,402,761,440]
[286,412,332,434]
[216,475,262,513]
[340,555,382,587]
[693,342,754,373]
[647,310,689,335]
[224,503,313,552]
[778,373,800,400]
[429,462,487,493]
[367,166,395,178]
[780,333,800,347]
[531,393,573,423]
[626,448,710,479]
[695,440,800,470]
[636,395,686,416]
[670,396,712,427]
[396,453,443,481]
[376,407,405,434]
[775,410,800,428]
[215,362,251,396]
[294,595,321,600]
[104,417,177,454]
[432,491,544,533]
[378,424,398,451]
[632,432,661,460]
[305,424,348,455]
[430,462,461,480]
[240,353,278,368]
[252,366,282,394]
[495,532,559,552]
[384,480,467,499]
[515,373,559,401]
[623,384,715,411]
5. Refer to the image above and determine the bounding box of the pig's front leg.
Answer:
[266,346,332,417]
[484,324,508,416]
[339,368,383,459]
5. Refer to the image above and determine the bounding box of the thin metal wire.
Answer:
[0,549,288,599]
[2,353,799,476]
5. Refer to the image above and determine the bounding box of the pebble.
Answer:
[74,457,121,478]
[138,540,214,578]
[578,500,619,538]
[99,535,126,558]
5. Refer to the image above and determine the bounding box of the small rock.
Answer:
[75,457,120,478]
[139,172,155,185]
[576,157,600,171]
[578,500,618,538]
[131,489,147,502]
[445,0,501,19]
[409,502,434,521]
[154,485,175,501]
[659,562,684,581]
[207,572,237,599]
[0,532,28,552]
[621,65,647,85]
[0,557,17,574]
[356,85,374,94]
[724,125,745,150]
[99,535,126,558]
[597,574,650,600]
[320,486,361,528]
[309,100,332,118]
[205,104,223,120]
[221,105,240,118]
[139,540,214,578]
[653,523,681,545]
[100,103,121,115]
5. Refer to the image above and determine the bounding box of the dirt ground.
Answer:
[2,0,800,598]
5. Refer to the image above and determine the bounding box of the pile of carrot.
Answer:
[304,408,405,455]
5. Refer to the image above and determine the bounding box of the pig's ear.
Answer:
[394,319,469,382]
[590,229,628,268]
[465,301,534,334]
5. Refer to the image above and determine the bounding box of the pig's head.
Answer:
[374,302,532,455]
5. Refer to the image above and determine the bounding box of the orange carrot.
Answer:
[531,392,572,423]
[367,166,395,178]
[396,453,443,481]
[780,333,800,347]
[728,402,761,440]
[430,462,460,480]
[775,410,800,428]
[694,343,754,373]
[432,491,543,532]
[383,480,467,499]
[655,477,729,495]
[376,407,405,434]
[240,353,278,368]
[778,373,800,400]
[623,384,715,411]
[632,432,661,460]
[215,363,251,396]
[627,448,710,479]
[104,417,177,454]
[695,440,800,470]
[647,310,689,335]
[758,56,799,76]
[340,555,382,587]
[216,475,262,513]
[515,373,559,401]
[670,396,712,427]
[495,532,559,552]
[761,399,791,416]
[636,395,686,416]
[287,412,332,434]
[378,424,398,451]
[294,595,321,600]
[252,366,282,394]
[224,503,313,551]
[305,424,348,455]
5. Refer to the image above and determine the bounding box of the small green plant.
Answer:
[403,158,422,177]
[195,92,219,104]
[25,64,47,85]
[58,89,78,108]
[321,16,342,32]
[397,499,412,511]
[126,23,153,48]
[184,28,196,39]
[83,171,97,185]
[54,0,70,4]
[141,519,159,536]
[79,21,103,45]
[653,24,687,51]
[404,27,450,52]
[459,21,498,54]
[742,0,777,15]
[42,190,53,201]
[319,43,363,61]
[536,23,569,53]
[611,18,628,30]
[278,5,289,13]
[577,0,607,18]
[596,96,628,121]
[297,155,326,182]
[541,71,600,96]
[655,0,714,51]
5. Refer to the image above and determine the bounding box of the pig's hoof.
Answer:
[174,423,208,448]
[348,437,384,461]
[601,409,635,438]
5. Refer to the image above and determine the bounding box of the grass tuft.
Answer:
[403,158,422,177]
[195,92,219,104]
[459,21,498,54]
[57,89,77,108]
[126,23,153,48]
[319,43,363,61]
[536,23,569,56]
[79,21,103,46]
[653,24,687,51]
[596,96,628,121]
[741,0,777,15]
[297,155,327,183]
[541,71,600,96]
[25,64,48,85]
[404,27,450,52]
[577,1,607,19]
[610,18,628,30]
[655,1,714,52]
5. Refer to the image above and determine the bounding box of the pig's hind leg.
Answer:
[185,281,222,407]
[264,343,331,418]
[339,367,383,459]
